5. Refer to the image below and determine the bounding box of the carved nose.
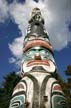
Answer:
[34,53,41,60]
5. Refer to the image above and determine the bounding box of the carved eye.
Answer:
[57,101,66,107]
[11,101,20,108]
[60,101,66,106]
[29,51,35,56]
[40,50,46,54]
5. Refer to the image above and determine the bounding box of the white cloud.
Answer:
[9,36,23,58]
[8,35,23,68]
[9,57,16,63]
[0,0,9,22]
[0,0,71,65]
[9,0,71,53]
[43,0,71,50]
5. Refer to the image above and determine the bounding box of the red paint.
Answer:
[27,60,50,67]
[23,39,53,52]
[53,85,62,91]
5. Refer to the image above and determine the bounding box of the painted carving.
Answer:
[9,95,25,108]
[22,46,55,73]
[51,83,67,108]
[9,8,67,108]
[52,95,66,108]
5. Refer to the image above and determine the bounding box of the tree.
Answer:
[65,65,71,108]
[57,65,71,108]
[0,72,21,108]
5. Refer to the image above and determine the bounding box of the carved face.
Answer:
[31,8,41,17]
[22,47,56,73]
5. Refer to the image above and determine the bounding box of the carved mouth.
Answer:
[27,60,50,67]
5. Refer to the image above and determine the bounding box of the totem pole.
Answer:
[9,8,67,108]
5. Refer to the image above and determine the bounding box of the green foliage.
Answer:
[65,65,71,108]
[65,65,71,75]
[57,65,71,108]
[0,72,21,108]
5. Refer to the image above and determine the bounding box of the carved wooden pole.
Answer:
[9,8,67,108]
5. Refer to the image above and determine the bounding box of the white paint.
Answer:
[22,76,34,108]
[30,72,50,86]
[13,82,26,95]
[45,78,57,108]
[22,60,56,73]
[13,88,25,96]
[42,60,56,72]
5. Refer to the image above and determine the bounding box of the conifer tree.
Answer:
[0,72,21,108]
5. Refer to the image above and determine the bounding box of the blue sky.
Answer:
[0,0,71,83]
